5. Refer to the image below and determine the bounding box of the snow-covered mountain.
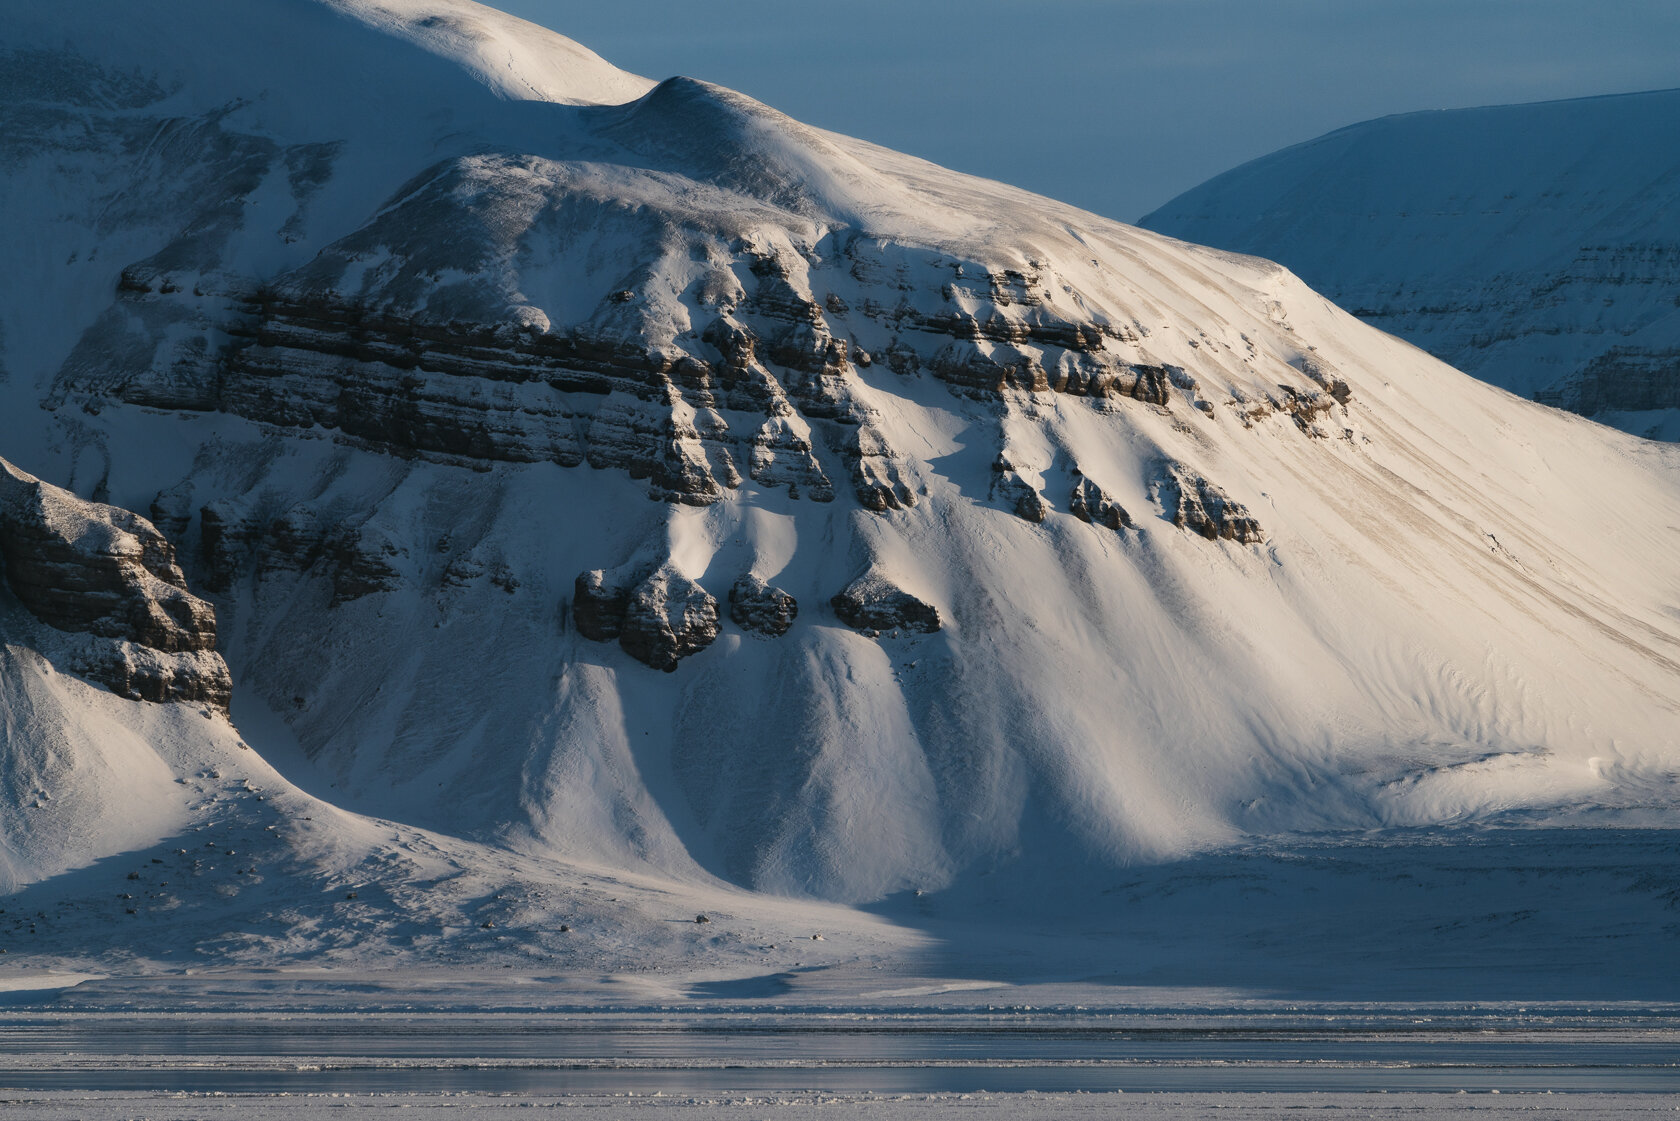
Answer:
[2,0,1679,989]
[1139,89,1680,441]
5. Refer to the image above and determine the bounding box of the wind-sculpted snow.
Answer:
[1140,88,1680,441]
[0,0,1678,942]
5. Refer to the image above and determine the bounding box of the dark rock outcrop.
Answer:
[728,574,798,637]
[829,422,917,513]
[1156,465,1264,544]
[572,568,637,642]
[199,500,402,603]
[0,460,216,654]
[1228,372,1348,436]
[0,457,231,709]
[1537,346,1680,416]
[326,530,404,603]
[1068,475,1135,530]
[574,565,719,670]
[1298,355,1353,407]
[989,459,1046,523]
[831,573,941,635]
[617,569,720,672]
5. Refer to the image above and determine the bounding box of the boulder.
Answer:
[617,568,720,672]
[728,574,798,637]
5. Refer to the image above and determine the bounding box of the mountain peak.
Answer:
[320,0,656,106]
[1140,87,1680,439]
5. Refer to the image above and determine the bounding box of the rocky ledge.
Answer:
[1155,464,1264,544]
[0,457,231,709]
[1069,474,1136,531]
[1536,346,1680,417]
[197,497,403,603]
[832,573,941,636]
[990,459,1047,523]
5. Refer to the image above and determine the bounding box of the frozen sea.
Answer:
[1,1001,1676,1117]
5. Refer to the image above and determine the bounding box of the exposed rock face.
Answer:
[1537,347,1680,416]
[990,459,1046,523]
[728,575,798,637]
[618,569,720,672]
[831,573,941,636]
[49,118,1356,523]
[1068,475,1134,530]
[573,568,635,642]
[1156,466,1264,544]
[0,457,231,709]
[574,565,720,670]
[833,422,917,513]
[0,461,215,653]
[1222,361,1350,436]
[1298,355,1354,407]
[199,499,403,604]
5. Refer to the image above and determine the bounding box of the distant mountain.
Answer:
[1,0,1678,987]
[1141,89,1680,441]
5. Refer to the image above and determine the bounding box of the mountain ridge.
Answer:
[1139,87,1680,440]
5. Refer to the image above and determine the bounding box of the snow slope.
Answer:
[1139,89,1680,440]
[1,0,1679,989]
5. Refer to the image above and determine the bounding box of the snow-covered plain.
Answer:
[0,0,1678,1058]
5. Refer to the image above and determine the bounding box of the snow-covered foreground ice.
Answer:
[3,1090,1676,1120]
[0,1003,1677,1105]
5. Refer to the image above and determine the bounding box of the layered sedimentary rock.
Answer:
[573,568,636,643]
[0,457,230,708]
[199,498,402,603]
[1068,475,1134,530]
[1156,465,1264,544]
[51,117,1353,523]
[618,568,720,672]
[1537,348,1680,416]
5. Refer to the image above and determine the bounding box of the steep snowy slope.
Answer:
[1,0,1678,945]
[0,459,908,968]
[1139,89,1680,440]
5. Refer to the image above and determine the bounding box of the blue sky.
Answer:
[502,1,1680,223]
